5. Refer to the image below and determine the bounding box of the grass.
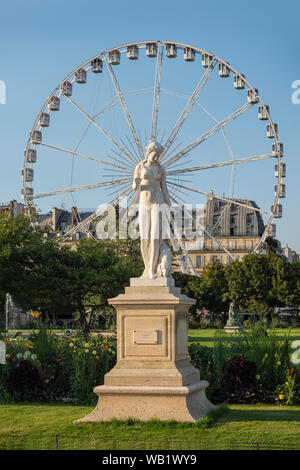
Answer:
[188,328,300,347]
[0,403,300,450]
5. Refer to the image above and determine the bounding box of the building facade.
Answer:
[184,194,266,273]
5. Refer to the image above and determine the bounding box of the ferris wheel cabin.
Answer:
[127,45,139,60]
[26,149,36,163]
[146,43,157,57]
[22,168,33,182]
[271,204,283,218]
[274,184,286,198]
[61,81,72,97]
[108,50,120,65]
[267,224,276,237]
[49,96,60,111]
[31,130,42,144]
[75,69,87,84]
[258,105,269,120]
[21,187,33,200]
[184,47,195,62]
[219,62,230,77]
[91,58,103,73]
[39,113,50,127]
[234,74,245,89]
[202,54,213,68]
[267,123,278,138]
[165,43,177,58]
[247,88,259,104]
[275,163,286,178]
[272,142,283,157]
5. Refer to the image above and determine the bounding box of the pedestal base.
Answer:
[75,279,215,423]
[224,325,243,334]
[75,381,214,423]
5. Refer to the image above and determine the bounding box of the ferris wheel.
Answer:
[22,40,285,275]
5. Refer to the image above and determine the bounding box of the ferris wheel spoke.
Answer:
[168,182,272,215]
[61,93,139,165]
[167,152,274,176]
[35,141,134,173]
[105,60,144,160]
[163,102,253,169]
[61,185,135,242]
[31,178,132,200]
[150,45,164,142]
[161,57,216,159]
[123,136,141,162]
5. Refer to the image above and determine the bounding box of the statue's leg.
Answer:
[139,205,151,277]
[149,204,162,278]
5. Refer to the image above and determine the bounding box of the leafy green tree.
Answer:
[0,214,144,333]
[175,261,229,322]
[225,253,287,318]
[193,260,229,322]
[280,260,300,318]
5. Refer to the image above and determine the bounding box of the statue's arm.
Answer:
[132,163,141,190]
[160,166,171,206]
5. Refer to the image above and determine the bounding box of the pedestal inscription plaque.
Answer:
[134,330,159,344]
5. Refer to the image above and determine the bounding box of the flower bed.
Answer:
[1,323,299,406]
[1,324,116,405]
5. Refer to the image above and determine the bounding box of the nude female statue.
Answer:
[132,141,172,279]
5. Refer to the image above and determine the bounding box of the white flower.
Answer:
[17,353,23,359]
[24,351,31,359]
[31,354,37,361]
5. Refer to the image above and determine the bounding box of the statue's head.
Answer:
[146,141,163,163]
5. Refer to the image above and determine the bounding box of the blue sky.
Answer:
[0,0,299,252]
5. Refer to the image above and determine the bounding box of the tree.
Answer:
[280,260,300,318]
[225,253,287,318]
[0,213,144,333]
[193,260,229,322]
[174,261,229,322]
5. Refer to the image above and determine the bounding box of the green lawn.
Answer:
[188,328,300,347]
[0,403,300,450]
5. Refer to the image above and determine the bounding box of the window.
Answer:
[230,215,236,225]
[195,256,205,268]
[246,213,253,225]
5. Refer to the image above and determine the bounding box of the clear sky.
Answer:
[0,0,299,252]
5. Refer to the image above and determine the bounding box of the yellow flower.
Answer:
[85,349,89,353]
[84,343,89,348]
[277,361,281,366]
[92,350,97,355]
[256,375,260,380]
[69,343,74,348]
[279,394,284,400]
[285,382,289,386]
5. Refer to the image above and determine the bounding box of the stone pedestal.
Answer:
[76,278,214,423]
[224,325,243,334]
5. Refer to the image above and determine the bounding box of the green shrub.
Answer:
[188,343,213,381]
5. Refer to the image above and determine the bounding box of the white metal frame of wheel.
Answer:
[22,40,285,276]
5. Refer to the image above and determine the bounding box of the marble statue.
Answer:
[226,302,243,327]
[132,141,173,279]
